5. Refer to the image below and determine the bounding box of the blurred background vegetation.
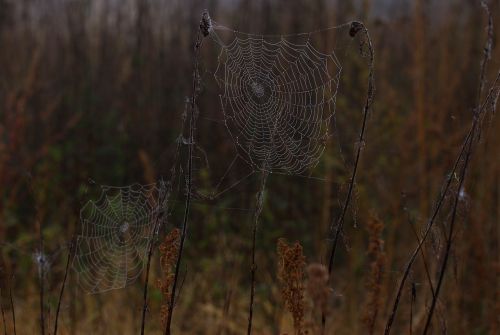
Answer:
[0,0,499,334]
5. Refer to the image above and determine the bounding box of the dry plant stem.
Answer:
[247,170,269,335]
[409,283,415,335]
[39,233,45,335]
[385,3,496,330]
[423,4,493,331]
[54,239,74,335]
[165,12,208,334]
[141,191,168,335]
[9,283,15,335]
[422,127,474,334]
[140,232,155,335]
[408,218,435,296]
[323,21,375,330]
[477,0,493,104]
[383,128,472,334]
[384,73,500,335]
[0,289,6,335]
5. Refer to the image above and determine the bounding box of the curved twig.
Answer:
[323,20,375,330]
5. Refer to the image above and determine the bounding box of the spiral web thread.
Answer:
[210,23,342,175]
[73,183,167,294]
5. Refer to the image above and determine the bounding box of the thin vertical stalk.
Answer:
[38,233,45,335]
[409,283,415,335]
[140,230,156,335]
[422,3,494,331]
[164,12,210,335]
[384,72,500,334]
[0,288,7,335]
[408,217,435,297]
[141,188,168,335]
[384,130,471,334]
[384,1,497,330]
[247,170,269,335]
[327,21,375,273]
[9,280,16,335]
[54,238,75,335]
[422,126,473,334]
[323,21,375,331]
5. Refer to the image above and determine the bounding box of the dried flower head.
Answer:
[277,238,306,335]
[156,228,181,326]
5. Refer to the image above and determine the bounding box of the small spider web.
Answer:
[73,183,167,294]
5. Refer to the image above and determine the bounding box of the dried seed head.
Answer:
[349,21,363,37]
[277,238,306,335]
[157,228,181,326]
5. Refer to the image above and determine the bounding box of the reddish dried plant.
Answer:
[277,238,306,335]
[156,228,181,326]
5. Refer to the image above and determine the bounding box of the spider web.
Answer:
[73,183,167,294]
[210,24,342,175]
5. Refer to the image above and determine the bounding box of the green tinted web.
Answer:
[73,183,166,294]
